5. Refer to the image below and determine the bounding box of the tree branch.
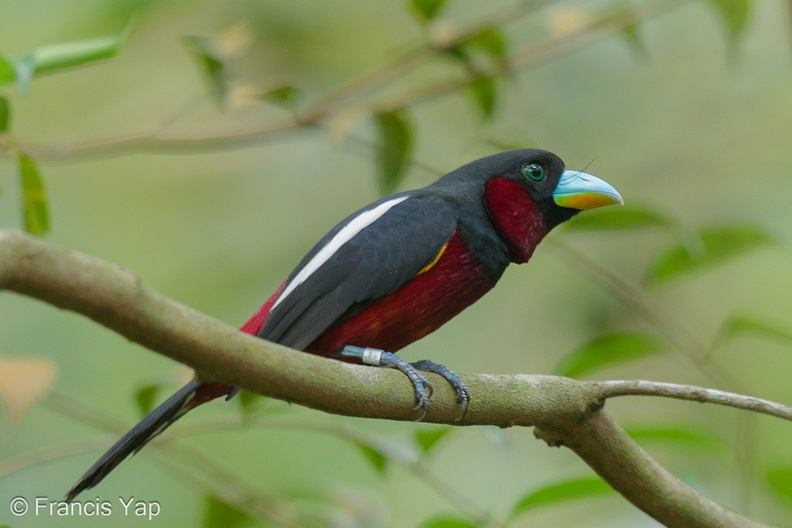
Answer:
[0,230,779,528]
[597,380,792,422]
[543,411,768,528]
[0,0,688,161]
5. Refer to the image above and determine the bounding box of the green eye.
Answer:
[522,162,547,182]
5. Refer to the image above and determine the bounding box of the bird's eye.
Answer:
[522,162,547,182]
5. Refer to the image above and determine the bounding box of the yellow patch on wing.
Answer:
[416,242,448,276]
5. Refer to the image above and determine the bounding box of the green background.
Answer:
[2,0,792,526]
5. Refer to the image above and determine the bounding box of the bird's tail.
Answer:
[66,379,230,502]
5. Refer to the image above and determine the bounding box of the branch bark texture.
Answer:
[0,230,779,528]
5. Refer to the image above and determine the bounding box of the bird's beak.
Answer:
[553,170,624,210]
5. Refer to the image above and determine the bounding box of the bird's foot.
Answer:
[410,359,470,420]
[336,345,434,421]
[335,346,469,421]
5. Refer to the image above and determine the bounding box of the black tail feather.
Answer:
[66,380,203,501]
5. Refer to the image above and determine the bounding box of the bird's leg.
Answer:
[410,359,470,420]
[334,345,433,421]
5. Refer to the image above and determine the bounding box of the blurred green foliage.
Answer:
[2,0,792,526]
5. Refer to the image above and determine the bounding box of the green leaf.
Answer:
[420,516,479,528]
[202,496,253,528]
[0,54,14,84]
[259,85,303,109]
[415,427,452,456]
[608,4,649,59]
[452,29,508,118]
[444,44,472,68]
[564,204,673,231]
[236,389,265,415]
[468,75,498,118]
[27,31,126,75]
[625,425,724,451]
[410,0,448,23]
[564,204,707,261]
[554,332,667,379]
[511,476,613,518]
[18,154,49,237]
[765,466,792,506]
[715,315,792,348]
[6,26,128,92]
[355,443,388,475]
[648,225,772,285]
[135,384,163,417]
[11,55,35,94]
[703,0,752,40]
[0,96,9,133]
[184,36,228,105]
[374,110,413,195]
[619,22,649,60]
[466,28,508,64]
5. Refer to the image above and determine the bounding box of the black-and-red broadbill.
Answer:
[66,149,622,500]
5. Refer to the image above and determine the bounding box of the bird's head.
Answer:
[476,149,623,263]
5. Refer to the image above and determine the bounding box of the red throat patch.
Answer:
[484,178,547,264]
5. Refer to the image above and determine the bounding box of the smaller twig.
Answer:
[0,116,311,160]
[42,391,128,431]
[0,438,112,479]
[38,392,303,526]
[546,239,743,389]
[370,0,688,114]
[40,385,494,524]
[147,441,300,527]
[300,0,554,119]
[175,415,498,524]
[0,0,689,161]
[597,379,792,422]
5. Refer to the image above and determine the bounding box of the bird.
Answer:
[66,148,622,501]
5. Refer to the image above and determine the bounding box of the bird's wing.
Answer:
[258,193,457,350]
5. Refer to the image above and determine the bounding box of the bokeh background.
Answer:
[2,0,792,526]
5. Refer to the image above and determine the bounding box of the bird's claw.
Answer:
[334,346,467,422]
[410,359,470,420]
[378,351,433,421]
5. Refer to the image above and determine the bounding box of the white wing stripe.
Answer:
[271,195,410,310]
